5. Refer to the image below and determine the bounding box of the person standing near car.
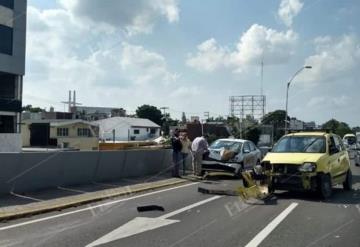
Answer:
[191,134,209,176]
[180,132,192,176]
[171,129,182,177]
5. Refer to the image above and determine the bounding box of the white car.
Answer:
[202,138,262,176]
[343,134,360,164]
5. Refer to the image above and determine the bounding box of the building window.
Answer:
[57,128,69,137]
[133,129,140,135]
[150,128,156,134]
[0,115,15,133]
[78,128,90,137]
[0,0,14,9]
[0,24,13,55]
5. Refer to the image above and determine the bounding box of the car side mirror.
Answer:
[243,149,250,154]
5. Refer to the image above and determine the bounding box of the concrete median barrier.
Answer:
[13,152,62,193]
[93,151,127,182]
[59,151,99,187]
[0,153,22,194]
[0,149,174,196]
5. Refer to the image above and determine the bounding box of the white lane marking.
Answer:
[10,192,43,202]
[245,202,298,247]
[159,195,221,219]
[57,186,86,194]
[0,182,198,231]
[86,195,222,247]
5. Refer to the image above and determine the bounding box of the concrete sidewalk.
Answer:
[0,177,191,221]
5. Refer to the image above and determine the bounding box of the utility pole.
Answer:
[204,111,210,121]
[284,66,312,134]
[160,107,169,136]
[260,55,264,97]
[160,107,169,120]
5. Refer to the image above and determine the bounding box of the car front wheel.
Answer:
[318,174,332,199]
[343,169,352,191]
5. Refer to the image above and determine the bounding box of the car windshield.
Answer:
[210,140,242,152]
[272,136,326,153]
[344,136,356,145]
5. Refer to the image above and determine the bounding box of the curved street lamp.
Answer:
[284,65,312,134]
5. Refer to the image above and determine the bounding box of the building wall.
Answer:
[21,122,30,146]
[0,0,27,152]
[0,133,21,152]
[100,125,160,141]
[22,122,99,150]
[50,122,99,150]
[0,0,27,75]
[130,127,160,141]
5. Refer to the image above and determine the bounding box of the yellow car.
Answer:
[261,131,352,198]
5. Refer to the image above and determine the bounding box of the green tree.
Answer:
[242,126,261,144]
[322,119,352,137]
[352,126,360,133]
[22,104,45,113]
[261,110,289,141]
[136,105,163,126]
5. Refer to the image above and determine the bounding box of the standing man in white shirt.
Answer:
[191,134,209,176]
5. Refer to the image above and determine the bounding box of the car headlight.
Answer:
[298,162,316,172]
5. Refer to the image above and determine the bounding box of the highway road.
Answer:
[0,163,359,247]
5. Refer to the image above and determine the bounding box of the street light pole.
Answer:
[284,66,312,134]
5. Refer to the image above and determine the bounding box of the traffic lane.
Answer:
[262,188,360,247]
[0,182,217,246]
[96,195,295,247]
[260,163,360,247]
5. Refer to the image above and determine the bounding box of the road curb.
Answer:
[0,179,188,222]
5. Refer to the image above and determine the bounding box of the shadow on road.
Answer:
[274,174,360,205]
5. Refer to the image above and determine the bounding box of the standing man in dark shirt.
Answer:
[171,129,182,177]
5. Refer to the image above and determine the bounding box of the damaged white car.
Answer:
[202,139,262,176]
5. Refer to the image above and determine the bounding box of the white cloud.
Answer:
[24,5,179,111]
[278,0,304,27]
[299,35,360,86]
[307,95,350,108]
[169,86,200,98]
[59,0,179,35]
[186,24,298,73]
[121,43,178,85]
[186,38,228,72]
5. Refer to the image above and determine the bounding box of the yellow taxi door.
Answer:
[328,135,341,182]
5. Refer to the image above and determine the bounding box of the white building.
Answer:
[95,117,160,142]
[304,121,316,130]
[289,118,304,130]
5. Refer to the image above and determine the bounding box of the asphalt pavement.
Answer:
[0,163,359,247]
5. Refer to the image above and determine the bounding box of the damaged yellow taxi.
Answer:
[261,131,352,198]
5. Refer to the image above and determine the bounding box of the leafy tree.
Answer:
[242,125,261,144]
[22,104,45,113]
[136,105,163,126]
[352,126,360,133]
[322,119,352,137]
[261,110,289,141]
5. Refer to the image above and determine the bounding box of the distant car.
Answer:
[343,133,358,159]
[202,138,262,176]
[261,131,352,198]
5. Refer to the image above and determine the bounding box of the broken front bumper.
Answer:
[201,160,241,174]
[264,163,318,191]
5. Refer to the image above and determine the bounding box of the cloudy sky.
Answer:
[24,0,360,126]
